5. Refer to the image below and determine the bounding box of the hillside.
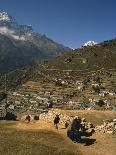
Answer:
[0,39,115,88]
[45,39,116,70]
[0,11,70,74]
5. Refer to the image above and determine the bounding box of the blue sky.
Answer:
[0,0,116,48]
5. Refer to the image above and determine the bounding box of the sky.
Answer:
[0,0,116,48]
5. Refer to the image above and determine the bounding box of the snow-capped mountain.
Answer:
[83,41,97,47]
[0,11,70,73]
[0,11,34,40]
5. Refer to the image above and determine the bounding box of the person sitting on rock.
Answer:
[26,115,31,123]
[54,114,60,130]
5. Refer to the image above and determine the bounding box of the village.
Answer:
[0,68,115,119]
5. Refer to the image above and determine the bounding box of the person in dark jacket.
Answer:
[54,114,60,130]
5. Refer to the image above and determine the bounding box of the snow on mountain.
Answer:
[0,11,16,24]
[0,11,11,21]
[83,41,97,47]
[0,11,33,40]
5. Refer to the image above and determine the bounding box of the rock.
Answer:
[113,119,116,122]
[31,109,115,135]
[87,122,94,128]
[106,131,114,134]
[95,119,116,134]
[88,128,95,133]
[39,109,72,124]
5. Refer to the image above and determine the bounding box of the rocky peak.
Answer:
[0,11,16,23]
[0,11,10,21]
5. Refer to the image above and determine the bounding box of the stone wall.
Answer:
[39,109,72,124]
[95,119,116,134]
[21,109,116,134]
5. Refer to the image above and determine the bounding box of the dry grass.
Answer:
[0,121,81,155]
[0,110,116,155]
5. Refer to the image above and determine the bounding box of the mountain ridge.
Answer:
[0,11,70,74]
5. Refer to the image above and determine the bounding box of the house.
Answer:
[15,101,21,105]
[12,92,21,96]
[0,104,5,110]
[30,100,37,104]
[99,89,109,97]
[9,104,15,110]
[108,91,115,96]
[92,83,100,87]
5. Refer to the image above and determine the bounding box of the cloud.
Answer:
[0,26,26,40]
[11,35,26,40]
[0,26,14,35]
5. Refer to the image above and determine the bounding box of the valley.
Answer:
[0,10,115,155]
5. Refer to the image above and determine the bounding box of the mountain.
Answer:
[83,41,97,47]
[0,38,115,89]
[0,11,70,74]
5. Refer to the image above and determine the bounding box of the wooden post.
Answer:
[4,74,7,115]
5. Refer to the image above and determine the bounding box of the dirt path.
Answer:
[14,120,116,155]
